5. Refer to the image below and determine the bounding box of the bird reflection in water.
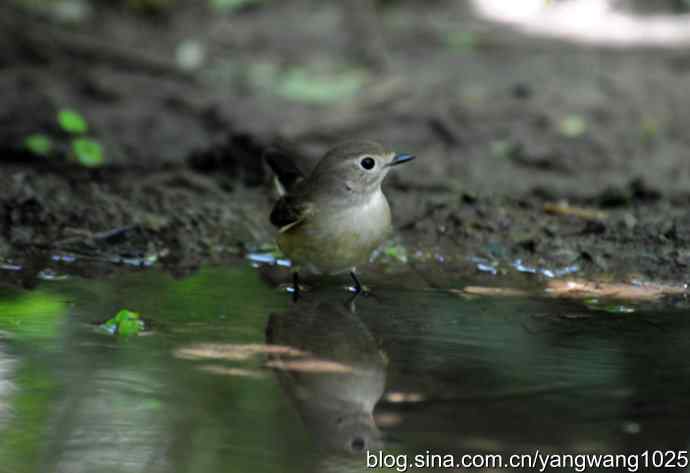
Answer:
[266,295,387,455]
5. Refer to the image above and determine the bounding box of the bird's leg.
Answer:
[292,271,301,302]
[349,269,369,296]
[349,270,362,293]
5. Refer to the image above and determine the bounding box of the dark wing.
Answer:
[270,195,313,231]
[264,148,304,193]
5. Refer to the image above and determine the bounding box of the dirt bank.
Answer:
[1,0,689,289]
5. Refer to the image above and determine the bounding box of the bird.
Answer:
[266,140,415,299]
[266,298,387,453]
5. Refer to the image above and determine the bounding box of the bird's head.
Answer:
[309,140,415,196]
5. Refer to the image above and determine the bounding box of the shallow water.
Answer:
[0,265,689,472]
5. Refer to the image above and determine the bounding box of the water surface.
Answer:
[0,266,689,472]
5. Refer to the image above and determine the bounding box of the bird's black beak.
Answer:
[388,153,415,167]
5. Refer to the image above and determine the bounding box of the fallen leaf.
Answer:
[544,202,607,221]
[546,279,686,300]
[174,343,306,361]
[199,365,264,379]
[265,357,353,374]
[453,287,529,297]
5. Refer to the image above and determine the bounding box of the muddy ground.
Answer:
[1,0,689,290]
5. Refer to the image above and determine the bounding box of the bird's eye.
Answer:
[360,157,375,170]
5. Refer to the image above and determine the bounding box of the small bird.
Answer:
[266,299,387,453]
[267,140,415,298]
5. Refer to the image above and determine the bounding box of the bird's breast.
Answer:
[327,191,392,242]
[277,191,392,274]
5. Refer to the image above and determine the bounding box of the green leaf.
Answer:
[490,140,513,159]
[383,243,408,263]
[601,304,635,314]
[640,117,659,141]
[559,115,587,138]
[446,31,477,50]
[249,63,366,104]
[58,109,88,134]
[100,309,144,337]
[23,134,53,156]
[210,0,262,12]
[584,298,635,314]
[279,68,364,104]
[71,138,104,167]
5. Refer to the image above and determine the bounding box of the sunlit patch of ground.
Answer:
[472,0,690,46]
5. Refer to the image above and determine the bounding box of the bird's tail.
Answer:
[263,147,304,195]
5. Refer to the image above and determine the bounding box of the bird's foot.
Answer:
[278,272,308,302]
[348,271,372,297]
[346,284,371,296]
